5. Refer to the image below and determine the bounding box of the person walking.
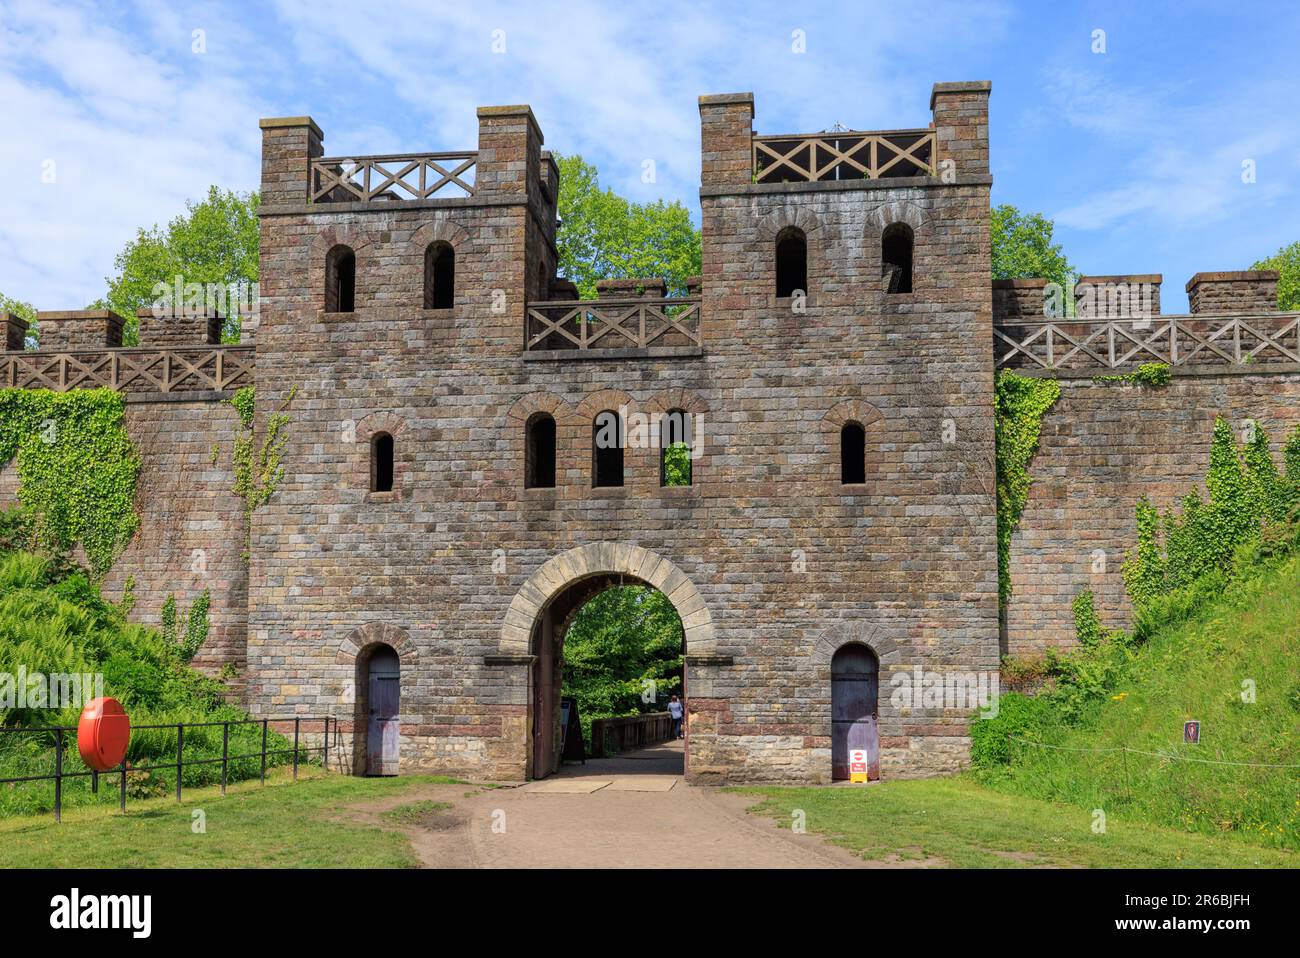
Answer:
[668,694,684,739]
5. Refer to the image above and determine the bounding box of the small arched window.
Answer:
[525,413,556,489]
[326,244,356,312]
[659,408,692,487]
[841,422,865,485]
[592,410,624,488]
[424,242,455,309]
[371,432,394,492]
[882,223,913,294]
[775,227,807,298]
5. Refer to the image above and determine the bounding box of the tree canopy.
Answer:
[990,204,1076,289]
[553,153,701,299]
[1252,241,1300,311]
[0,293,37,349]
[561,585,684,745]
[94,186,260,345]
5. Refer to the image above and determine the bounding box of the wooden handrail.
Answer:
[589,711,674,758]
[310,152,477,203]
[525,296,702,353]
[753,129,936,182]
[1,346,255,393]
[994,313,1300,371]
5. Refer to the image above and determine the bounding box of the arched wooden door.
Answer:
[366,645,400,776]
[831,644,879,781]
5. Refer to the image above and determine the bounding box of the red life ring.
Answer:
[77,697,131,771]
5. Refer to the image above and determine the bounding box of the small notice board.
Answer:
[560,697,586,764]
[849,748,869,783]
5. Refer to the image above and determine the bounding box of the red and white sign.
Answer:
[849,748,868,782]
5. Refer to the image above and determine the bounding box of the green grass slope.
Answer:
[975,552,1300,850]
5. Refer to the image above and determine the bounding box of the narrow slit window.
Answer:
[841,422,865,485]
[372,432,394,493]
[775,227,807,298]
[593,410,624,488]
[326,244,356,312]
[660,409,692,487]
[424,242,455,309]
[882,223,913,294]
[526,414,556,489]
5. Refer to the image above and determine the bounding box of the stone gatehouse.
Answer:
[4,80,1299,784]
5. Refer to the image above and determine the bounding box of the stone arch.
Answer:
[574,388,638,422]
[505,391,574,429]
[868,201,929,235]
[410,218,472,253]
[309,227,375,262]
[761,206,822,238]
[336,622,418,665]
[821,398,884,433]
[812,622,900,674]
[499,542,715,657]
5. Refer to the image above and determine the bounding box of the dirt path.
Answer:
[349,742,870,869]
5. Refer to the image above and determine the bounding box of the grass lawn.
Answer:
[733,776,1300,868]
[0,770,464,869]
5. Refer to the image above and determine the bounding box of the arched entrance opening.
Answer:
[831,643,879,781]
[357,643,400,776]
[530,575,685,780]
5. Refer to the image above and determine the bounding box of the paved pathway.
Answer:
[358,741,865,869]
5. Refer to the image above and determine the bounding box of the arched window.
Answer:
[326,244,356,312]
[424,242,455,309]
[659,408,692,487]
[775,227,807,298]
[882,223,913,294]
[840,422,865,485]
[592,410,624,488]
[371,432,394,493]
[525,413,556,489]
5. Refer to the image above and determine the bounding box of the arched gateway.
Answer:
[498,543,715,779]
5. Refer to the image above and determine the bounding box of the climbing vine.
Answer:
[1091,361,1172,388]
[0,388,140,576]
[213,385,296,564]
[1121,417,1300,609]
[994,370,1061,604]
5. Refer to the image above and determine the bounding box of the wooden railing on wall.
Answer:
[753,129,936,183]
[589,712,673,758]
[2,347,255,393]
[525,297,702,355]
[994,314,1300,372]
[310,152,478,203]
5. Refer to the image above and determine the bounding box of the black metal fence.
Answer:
[0,716,334,822]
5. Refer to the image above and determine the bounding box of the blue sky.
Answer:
[2,0,1298,312]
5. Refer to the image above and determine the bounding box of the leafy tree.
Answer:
[990,204,1076,289]
[95,186,260,345]
[0,293,37,349]
[561,586,684,745]
[554,154,701,299]
[1251,241,1300,310]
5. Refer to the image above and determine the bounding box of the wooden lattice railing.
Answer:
[525,297,702,354]
[1,347,255,393]
[753,129,936,183]
[310,152,477,203]
[994,314,1300,372]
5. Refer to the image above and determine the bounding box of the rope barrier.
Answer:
[1007,735,1300,769]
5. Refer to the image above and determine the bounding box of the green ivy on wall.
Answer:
[1122,417,1300,609]
[213,385,295,564]
[994,370,1061,605]
[1091,361,1172,388]
[0,388,140,576]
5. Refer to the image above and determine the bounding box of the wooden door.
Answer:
[831,645,879,781]
[366,647,400,776]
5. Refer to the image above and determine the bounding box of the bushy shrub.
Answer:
[969,692,1051,767]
